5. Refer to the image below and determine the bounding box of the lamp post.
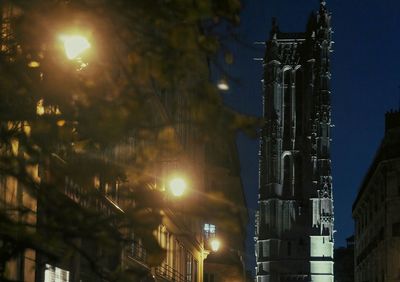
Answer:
[209,237,221,252]
[168,176,187,197]
[207,237,246,282]
[59,34,91,60]
[58,33,91,70]
[217,77,229,91]
[35,32,92,117]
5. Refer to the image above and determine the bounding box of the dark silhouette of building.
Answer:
[203,139,248,282]
[352,110,400,282]
[255,1,334,281]
[334,236,354,282]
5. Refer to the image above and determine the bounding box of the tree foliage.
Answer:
[0,0,257,280]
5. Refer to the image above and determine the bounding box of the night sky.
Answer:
[221,0,400,272]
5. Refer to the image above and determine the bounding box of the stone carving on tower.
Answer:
[255,1,334,282]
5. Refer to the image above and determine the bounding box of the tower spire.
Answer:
[270,17,279,39]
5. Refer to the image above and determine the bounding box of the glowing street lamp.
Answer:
[59,34,91,60]
[209,238,221,252]
[217,78,229,91]
[168,177,187,197]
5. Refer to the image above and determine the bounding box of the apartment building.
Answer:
[353,111,400,282]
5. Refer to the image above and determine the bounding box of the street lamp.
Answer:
[168,177,187,197]
[59,34,91,60]
[206,237,246,281]
[217,77,229,91]
[209,237,221,252]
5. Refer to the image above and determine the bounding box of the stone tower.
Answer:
[255,1,334,282]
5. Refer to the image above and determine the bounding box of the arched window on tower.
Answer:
[283,69,292,148]
[295,68,304,136]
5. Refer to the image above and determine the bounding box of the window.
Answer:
[203,224,216,239]
[44,264,70,282]
[283,70,292,144]
[295,70,303,135]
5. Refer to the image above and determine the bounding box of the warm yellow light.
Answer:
[36,99,45,116]
[217,79,229,91]
[210,238,221,252]
[56,120,66,127]
[169,177,186,197]
[28,61,40,68]
[59,34,91,60]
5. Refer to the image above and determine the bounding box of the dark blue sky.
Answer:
[222,0,400,271]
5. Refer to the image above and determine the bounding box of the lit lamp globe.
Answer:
[169,177,186,197]
[209,238,221,252]
[217,78,229,91]
[59,34,91,60]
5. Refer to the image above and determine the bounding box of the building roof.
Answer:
[352,111,400,211]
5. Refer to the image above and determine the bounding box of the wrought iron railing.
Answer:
[155,263,186,282]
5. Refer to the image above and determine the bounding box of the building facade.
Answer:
[203,139,248,282]
[352,111,400,282]
[334,236,354,282]
[255,1,334,282]
[0,123,38,282]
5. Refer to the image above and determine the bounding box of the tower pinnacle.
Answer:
[270,17,279,39]
[320,0,328,13]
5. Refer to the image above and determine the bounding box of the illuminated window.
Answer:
[203,224,216,239]
[44,264,70,282]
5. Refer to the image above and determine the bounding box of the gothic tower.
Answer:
[255,1,334,282]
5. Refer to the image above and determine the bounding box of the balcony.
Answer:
[124,240,149,274]
[155,264,186,282]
